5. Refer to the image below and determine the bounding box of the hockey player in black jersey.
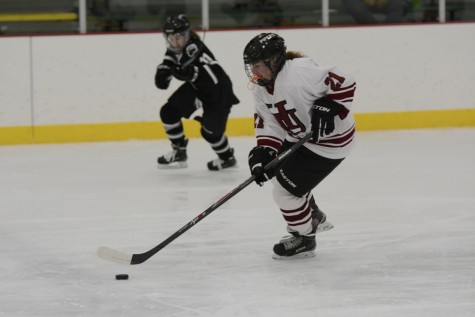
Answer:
[154,14,240,170]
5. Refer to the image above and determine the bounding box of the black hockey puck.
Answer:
[115,274,128,280]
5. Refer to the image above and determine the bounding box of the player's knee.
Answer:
[200,126,222,144]
[272,181,301,209]
[160,103,181,124]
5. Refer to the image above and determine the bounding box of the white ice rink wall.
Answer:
[1,23,474,145]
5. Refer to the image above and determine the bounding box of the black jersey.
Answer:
[158,36,239,110]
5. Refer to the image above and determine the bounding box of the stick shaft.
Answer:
[99,132,313,265]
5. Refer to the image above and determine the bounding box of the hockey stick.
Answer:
[97,132,313,265]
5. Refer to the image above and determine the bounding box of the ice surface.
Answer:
[1,128,474,317]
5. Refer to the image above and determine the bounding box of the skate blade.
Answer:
[272,250,316,260]
[157,162,188,169]
[279,221,334,243]
[317,221,334,233]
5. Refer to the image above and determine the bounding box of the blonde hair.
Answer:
[190,30,200,40]
[286,51,306,60]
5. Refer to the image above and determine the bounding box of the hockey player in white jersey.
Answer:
[243,33,356,259]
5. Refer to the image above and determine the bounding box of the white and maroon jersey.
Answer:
[252,57,356,159]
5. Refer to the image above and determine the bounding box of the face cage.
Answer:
[164,30,190,53]
[244,62,273,87]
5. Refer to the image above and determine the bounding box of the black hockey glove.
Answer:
[311,97,346,141]
[171,65,199,82]
[248,146,277,186]
[154,65,171,89]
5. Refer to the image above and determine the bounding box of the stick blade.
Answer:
[96,246,133,265]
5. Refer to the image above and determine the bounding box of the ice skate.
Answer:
[272,234,317,259]
[157,140,188,169]
[207,149,237,171]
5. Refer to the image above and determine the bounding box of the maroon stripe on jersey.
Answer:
[339,98,354,103]
[328,87,356,102]
[309,125,355,147]
[334,82,356,92]
[338,106,350,120]
[257,135,283,151]
[318,126,355,147]
[318,138,353,148]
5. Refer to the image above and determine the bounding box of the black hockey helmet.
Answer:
[163,14,190,35]
[243,33,286,86]
[163,14,191,53]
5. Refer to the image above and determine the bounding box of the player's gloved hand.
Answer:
[248,146,277,186]
[171,65,199,82]
[311,97,346,141]
[154,65,171,89]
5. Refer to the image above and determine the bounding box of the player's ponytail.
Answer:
[190,30,200,40]
[286,51,306,60]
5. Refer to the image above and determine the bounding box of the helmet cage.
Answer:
[244,55,284,87]
[164,30,190,53]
